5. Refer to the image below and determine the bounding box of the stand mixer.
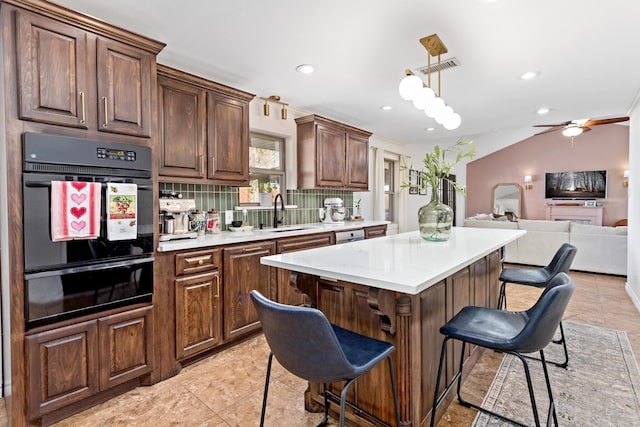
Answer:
[320,198,346,225]
[159,198,198,241]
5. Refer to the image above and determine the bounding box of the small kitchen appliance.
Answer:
[159,198,198,241]
[320,197,346,225]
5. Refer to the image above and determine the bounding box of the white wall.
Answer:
[626,95,640,310]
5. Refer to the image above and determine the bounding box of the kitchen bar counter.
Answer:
[261,227,525,294]
[259,227,525,426]
[157,220,389,252]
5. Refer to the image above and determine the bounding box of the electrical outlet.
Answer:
[225,210,234,224]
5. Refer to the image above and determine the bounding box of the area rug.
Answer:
[473,321,640,426]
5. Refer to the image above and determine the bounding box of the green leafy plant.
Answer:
[259,182,273,193]
[402,139,475,196]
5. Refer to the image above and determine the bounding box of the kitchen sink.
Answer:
[258,226,312,233]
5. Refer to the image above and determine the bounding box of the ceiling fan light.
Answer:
[398,75,423,101]
[562,126,583,137]
[443,113,462,130]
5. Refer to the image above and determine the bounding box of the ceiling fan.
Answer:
[533,116,629,137]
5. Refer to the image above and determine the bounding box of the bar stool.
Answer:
[497,242,577,368]
[430,273,575,427]
[250,290,401,427]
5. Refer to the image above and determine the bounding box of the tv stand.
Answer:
[545,204,603,225]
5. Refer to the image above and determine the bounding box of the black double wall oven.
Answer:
[23,133,154,329]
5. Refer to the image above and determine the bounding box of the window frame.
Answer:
[240,132,286,206]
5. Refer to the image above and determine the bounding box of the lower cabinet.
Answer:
[223,241,276,341]
[364,224,387,239]
[26,306,153,419]
[174,248,223,360]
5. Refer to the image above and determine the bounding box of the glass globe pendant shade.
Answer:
[398,75,423,101]
[412,86,435,110]
[562,126,583,137]
[443,113,462,130]
[435,105,454,124]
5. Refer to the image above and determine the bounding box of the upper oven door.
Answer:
[23,172,154,272]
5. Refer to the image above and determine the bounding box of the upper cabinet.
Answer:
[157,65,254,185]
[296,114,371,190]
[14,7,164,138]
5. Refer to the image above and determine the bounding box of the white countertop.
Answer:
[157,220,390,252]
[260,227,526,295]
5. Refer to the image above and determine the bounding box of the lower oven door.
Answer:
[25,256,153,329]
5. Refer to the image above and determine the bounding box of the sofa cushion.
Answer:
[464,219,518,229]
[517,219,570,232]
[570,222,627,235]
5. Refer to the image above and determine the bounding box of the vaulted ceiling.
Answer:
[54,0,640,154]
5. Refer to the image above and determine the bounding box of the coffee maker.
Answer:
[320,197,346,225]
[159,197,198,241]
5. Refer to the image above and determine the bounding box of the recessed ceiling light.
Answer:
[426,127,435,132]
[520,71,538,80]
[537,107,550,115]
[295,64,314,74]
[380,105,392,111]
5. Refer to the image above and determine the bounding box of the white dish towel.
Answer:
[106,183,138,241]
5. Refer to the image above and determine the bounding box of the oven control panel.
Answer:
[97,147,136,162]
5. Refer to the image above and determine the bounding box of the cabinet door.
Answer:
[276,233,335,305]
[158,75,207,178]
[97,306,154,390]
[316,124,347,187]
[96,37,153,137]
[26,321,99,419]
[16,11,89,129]
[346,133,369,189]
[175,271,222,359]
[223,242,276,340]
[207,92,249,184]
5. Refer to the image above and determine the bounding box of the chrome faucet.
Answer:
[273,193,285,228]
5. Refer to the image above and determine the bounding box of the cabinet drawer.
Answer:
[364,225,387,239]
[277,232,335,253]
[176,248,222,276]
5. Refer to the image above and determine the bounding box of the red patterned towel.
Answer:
[50,181,101,242]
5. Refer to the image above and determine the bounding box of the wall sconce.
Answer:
[260,95,288,120]
[524,175,533,190]
[623,170,629,187]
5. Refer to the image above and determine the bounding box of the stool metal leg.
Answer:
[387,356,401,427]
[259,353,274,427]
[497,281,507,310]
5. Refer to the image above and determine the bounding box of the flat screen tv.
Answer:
[545,170,607,199]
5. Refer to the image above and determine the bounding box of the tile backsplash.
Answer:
[159,183,354,229]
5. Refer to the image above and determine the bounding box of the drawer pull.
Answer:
[198,259,204,265]
[243,247,264,253]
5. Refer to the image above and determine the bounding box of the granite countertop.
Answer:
[157,220,390,252]
[260,227,526,295]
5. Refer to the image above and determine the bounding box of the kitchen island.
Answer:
[261,227,525,427]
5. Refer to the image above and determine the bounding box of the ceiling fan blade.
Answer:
[532,121,573,128]
[583,116,629,127]
[581,126,592,133]
[534,126,564,136]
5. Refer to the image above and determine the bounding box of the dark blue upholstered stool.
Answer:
[430,273,575,427]
[250,290,401,427]
[498,242,577,368]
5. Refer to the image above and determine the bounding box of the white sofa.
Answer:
[463,218,627,276]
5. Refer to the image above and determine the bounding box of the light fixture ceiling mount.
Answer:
[261,95,289,120]
[398,34,461,130]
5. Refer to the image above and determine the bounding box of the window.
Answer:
[384,159,395,222]
[239,133,286,205]
[441,174,456,223]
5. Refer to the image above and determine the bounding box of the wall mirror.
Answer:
[492,183,523,220]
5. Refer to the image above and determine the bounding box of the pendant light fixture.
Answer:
[398,34,461,130]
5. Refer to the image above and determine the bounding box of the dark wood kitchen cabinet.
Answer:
[174,248,223,360]
[223,241,276,341]
[15,9,163,137]
[276,232,335,305]
[157,65,254,184]
[364,224,387,239]
[296,114,371,190]
[26,306,154,420]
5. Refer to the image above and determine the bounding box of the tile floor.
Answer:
[0,270,637,427]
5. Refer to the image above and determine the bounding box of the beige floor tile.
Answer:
[0,271,630,427]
